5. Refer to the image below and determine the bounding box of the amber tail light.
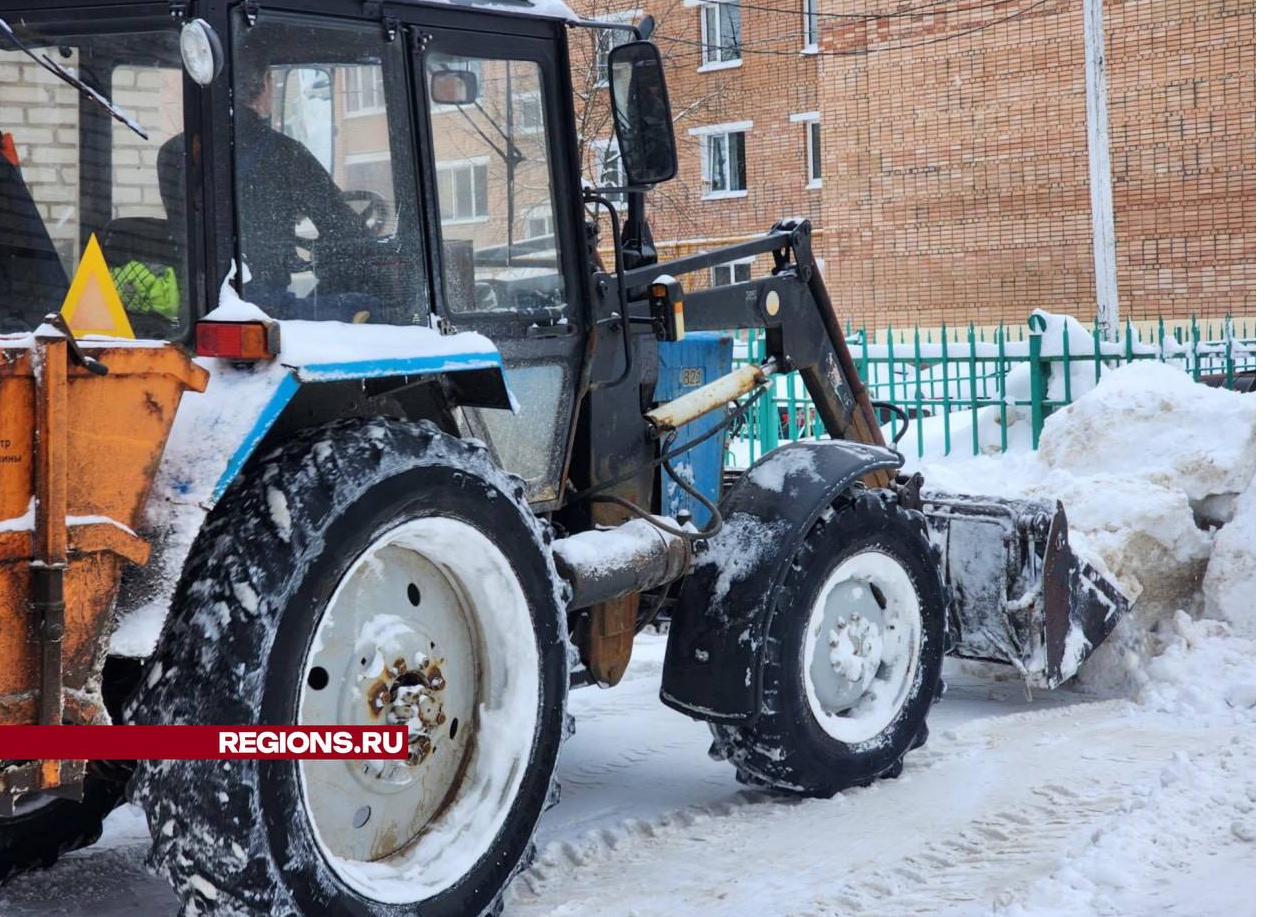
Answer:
[195,321,279,360]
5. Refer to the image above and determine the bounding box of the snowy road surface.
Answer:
[0,635,1253,917]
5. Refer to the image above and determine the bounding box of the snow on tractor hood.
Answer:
[109,273,512,658]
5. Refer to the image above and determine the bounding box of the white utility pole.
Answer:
[1082,0,1120,341]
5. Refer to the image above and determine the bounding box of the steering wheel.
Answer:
[341,189,391,237]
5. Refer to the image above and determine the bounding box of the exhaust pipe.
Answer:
[553,518,694,610]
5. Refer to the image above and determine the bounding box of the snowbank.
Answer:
[913,358,1255,702]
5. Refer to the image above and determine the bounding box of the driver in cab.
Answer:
[161,57,376,320]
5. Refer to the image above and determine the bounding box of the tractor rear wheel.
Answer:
[710,488,945,797]
[126,418,568,917]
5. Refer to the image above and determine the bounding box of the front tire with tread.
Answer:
[710,489,945,798]
[126,418,567,917]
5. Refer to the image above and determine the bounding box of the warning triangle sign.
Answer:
[60,234,134,339]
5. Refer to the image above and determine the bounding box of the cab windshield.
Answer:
[0,18,190,339]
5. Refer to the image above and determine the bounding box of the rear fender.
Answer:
[660,440,902,723]
[110,327,511,658]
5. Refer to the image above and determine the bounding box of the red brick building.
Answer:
[573,0,1254,331]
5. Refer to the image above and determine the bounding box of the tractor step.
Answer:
[921,492,1131,688]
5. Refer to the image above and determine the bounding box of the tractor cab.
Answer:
[0,0,674,507]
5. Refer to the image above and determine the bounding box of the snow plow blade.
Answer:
[921,493,1130,687]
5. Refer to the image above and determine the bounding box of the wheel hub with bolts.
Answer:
[804,550,922,742]
[827,611,884,686]
[299,530,489,862]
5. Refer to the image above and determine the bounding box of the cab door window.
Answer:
[0,19,190,338]
[230,14,428,325]
[426,53,564,317]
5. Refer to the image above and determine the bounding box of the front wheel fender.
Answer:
[660,440,902,723]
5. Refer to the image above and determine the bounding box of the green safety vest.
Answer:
[111,260,180,321]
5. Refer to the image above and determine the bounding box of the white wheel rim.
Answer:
[802,550,922,746]
[299,516,540,904]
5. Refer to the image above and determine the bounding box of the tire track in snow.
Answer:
[506,701,1245,917]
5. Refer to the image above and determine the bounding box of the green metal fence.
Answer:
[726,314,1256,466]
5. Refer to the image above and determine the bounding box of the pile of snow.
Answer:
[912,357,1256,703]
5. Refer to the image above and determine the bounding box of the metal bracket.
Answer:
[168,0,190,18]
[411,28,433,52]
[243,0,260,26]
[363,1,399,40]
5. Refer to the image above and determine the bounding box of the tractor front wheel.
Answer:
[710,489,945,797]
[126,419,568,917]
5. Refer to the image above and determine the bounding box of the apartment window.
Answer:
[708,131,746,194]
[712,260,752,287]
[524,205,554,239]
[592,140,627,204]
[344,65,384,115]
[595,10,640,86]
[516,92,544,132]
[792,111,821,188]
[436,160,489,222]
[700,1,741,68]
[803,0,819,50]
[688,120,751,198]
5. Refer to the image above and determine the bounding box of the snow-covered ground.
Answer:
[0,635,1253,917]
[1,349,1255,917]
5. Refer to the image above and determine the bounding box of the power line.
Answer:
[656,0,1056,57]
[704,0,1028,23]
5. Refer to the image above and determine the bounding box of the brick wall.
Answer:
[571,0,824,291]
[1104,0,1254,323]
[0,53,180,273]
[574,0,1254,331]
[819,0,1254,331]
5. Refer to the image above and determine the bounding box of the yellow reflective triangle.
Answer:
[60,234,134,339]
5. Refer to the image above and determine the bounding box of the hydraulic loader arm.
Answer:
[614,219,892,467]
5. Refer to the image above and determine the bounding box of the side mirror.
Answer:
[430,68,478,106]
[607,41,677,186]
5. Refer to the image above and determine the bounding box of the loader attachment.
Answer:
[922,493,1131,688]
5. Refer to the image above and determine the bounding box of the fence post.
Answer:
[997,321,1008,454]
[968,323,979,455]
[1061,320,1072,406]
[1224,314,1235,389]
[914,327,924,458]
[1190,316,1201,381]
[886,326,897,442]
[1093,323,1102,383]
[940,324,951,456]
[1027,314,1048,450]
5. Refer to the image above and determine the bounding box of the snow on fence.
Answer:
[727,312,1256,466]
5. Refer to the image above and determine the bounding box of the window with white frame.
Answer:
[594,10,640,86]
[700,1,741,67]
[344,65,385,115]
[524,204,554,239]
[515,91,544,132]
[593,139,627,204]
[792,111,821,188]
[708,132,746,192]
[436,159,489,222]
[712,260,752,287]
[803,0,819,50]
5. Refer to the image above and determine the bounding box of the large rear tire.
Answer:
[710,488,945,797]
[125,418,568,917]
